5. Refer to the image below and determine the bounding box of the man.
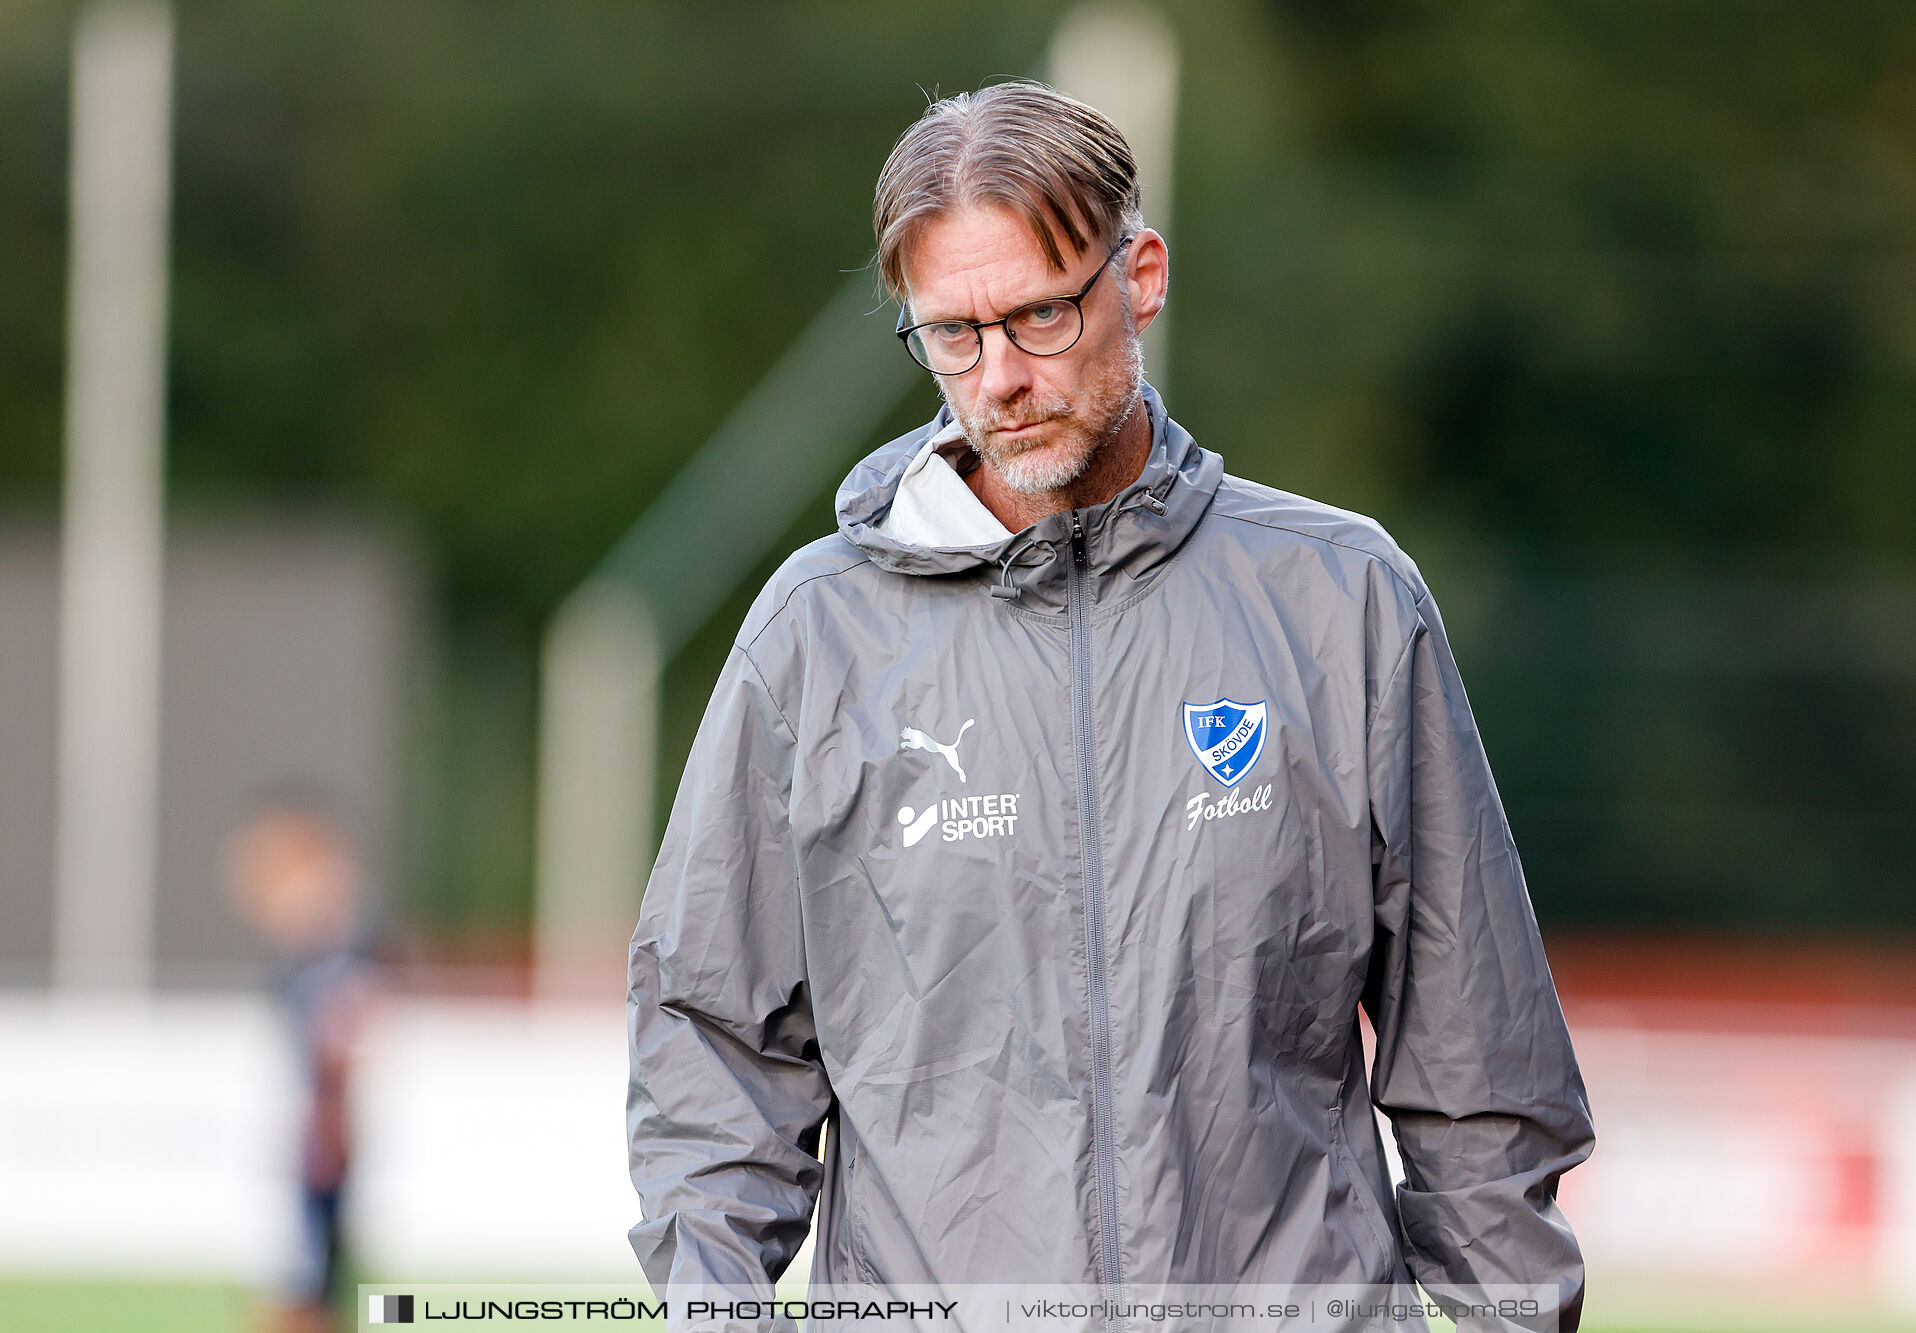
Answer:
[226,793,378,1333]
[627,81,1594,1329]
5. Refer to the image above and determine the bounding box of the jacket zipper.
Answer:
[1069,509,1125,1319]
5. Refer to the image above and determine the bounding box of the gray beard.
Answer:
[942,330,1145,497]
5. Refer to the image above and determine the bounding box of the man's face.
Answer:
[225,812,360,951]
[902,205,1145,495]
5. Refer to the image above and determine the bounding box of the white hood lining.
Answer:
[874,418,1013,549]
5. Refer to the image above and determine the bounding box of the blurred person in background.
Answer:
[226,792,379,1333]
[628,80,1592,1329]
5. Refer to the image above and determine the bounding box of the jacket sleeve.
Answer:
[627,641,831,1298]
[1363,581,1595,1332]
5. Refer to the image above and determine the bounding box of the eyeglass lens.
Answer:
[906,299,1084,374]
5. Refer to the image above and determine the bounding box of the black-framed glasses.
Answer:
[895,234,1136,375]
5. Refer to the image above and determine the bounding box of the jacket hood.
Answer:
[835,381,1224,611]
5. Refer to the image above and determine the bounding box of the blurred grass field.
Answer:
[0,1280,251,1332]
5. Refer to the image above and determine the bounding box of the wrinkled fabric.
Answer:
[628,383,1594,1328]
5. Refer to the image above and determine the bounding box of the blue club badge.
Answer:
[1182,698,1269,788]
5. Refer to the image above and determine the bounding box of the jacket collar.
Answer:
[836,381,1223,615]
[872,417,1012,549]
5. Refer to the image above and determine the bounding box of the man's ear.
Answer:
[1125,228,1169,334]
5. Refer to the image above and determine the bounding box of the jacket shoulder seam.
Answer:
[1209,509,1421,604]
[738,556,873,657]
[735,642,798,744]
[1370,619,1424,741]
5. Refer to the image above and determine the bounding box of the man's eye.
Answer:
[930,323,973,344]
[1018,304,1064,327]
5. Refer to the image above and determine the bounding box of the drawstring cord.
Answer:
[986,485,1169,602]
[990,536,1054,601]
[1119,487,1168,518]
[991,558,1017,600]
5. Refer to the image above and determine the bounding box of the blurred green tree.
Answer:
[2,0,1910,942]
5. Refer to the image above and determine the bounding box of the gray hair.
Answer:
[873,80,1144,303]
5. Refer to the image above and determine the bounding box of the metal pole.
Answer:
[533,584,657,999]
[1048,2,1180,391]
[52,0,174,992]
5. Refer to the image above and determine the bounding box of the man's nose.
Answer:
[975,323,1034,402]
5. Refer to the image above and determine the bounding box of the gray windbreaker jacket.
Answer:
[627,383,1594,1325]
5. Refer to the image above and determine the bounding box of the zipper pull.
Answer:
[1071,511,1086,567]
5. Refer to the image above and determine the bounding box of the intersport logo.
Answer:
[895,713,1021,851]
[897,793,1023,848]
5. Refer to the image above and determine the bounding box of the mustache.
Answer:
[978,402,1068,433]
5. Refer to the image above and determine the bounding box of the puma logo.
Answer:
[900,719,975,784]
